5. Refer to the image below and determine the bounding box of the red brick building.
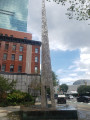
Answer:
[0,28,41,74]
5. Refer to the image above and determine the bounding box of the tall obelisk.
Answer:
[41,0,55,108]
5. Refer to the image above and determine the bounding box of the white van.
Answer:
[57,95,66,104]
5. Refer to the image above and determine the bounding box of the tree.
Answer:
[60,84,68,92]
[0,75,16,102]
[46,71,59,95]
[52,71,59,86]
[77,85,90,95]
[47,0,90,21]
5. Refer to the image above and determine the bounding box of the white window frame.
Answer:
[35,56,38,62]
[35,48,39,53]
[19,55,23,61]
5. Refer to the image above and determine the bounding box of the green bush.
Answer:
[0,75,16,103]
[0,90,35,106]
[7,90,34,103]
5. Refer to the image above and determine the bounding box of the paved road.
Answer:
[67,99,90,120]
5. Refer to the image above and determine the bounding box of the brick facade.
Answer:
[0,28,41,74]
[0,41,27,73]
[0,28,32,39]
[31,45,40,73]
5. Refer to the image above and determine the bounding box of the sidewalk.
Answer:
[0,102,89,120]
[0,106,20,119]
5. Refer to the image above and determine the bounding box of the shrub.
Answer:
[0,90,35,106]
[7,90,34,104]
[0,75,16,102]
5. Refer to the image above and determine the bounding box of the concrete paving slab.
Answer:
[0,106,20,117]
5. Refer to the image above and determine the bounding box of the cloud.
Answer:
[56,69,63,74]
[69,73,77,77]
[46,3,90,50]
[27,0,90,84]
[28,0,90,51]
[77,48,90,73]
[74,48,90,73]
[68,65,76,70]
[27,0,42,36]
[57,47,90,84]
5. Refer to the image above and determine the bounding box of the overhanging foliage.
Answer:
[47,0,90,21]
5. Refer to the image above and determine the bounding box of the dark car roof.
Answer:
[84,96,90,98]
[78,96,90,98]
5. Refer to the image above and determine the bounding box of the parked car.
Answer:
[57,95,66,104]
[66,95,74,99]
[77,96,90,103]
[69,95,74,99]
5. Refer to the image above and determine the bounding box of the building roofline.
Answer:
[0,35,41,46]
[0,28,32,36]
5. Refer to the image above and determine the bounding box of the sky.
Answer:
[27,0,90,85]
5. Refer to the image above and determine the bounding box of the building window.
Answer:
[5,44,9,50]
[5,34,8,37]
[24,37,27,39]
[35,56,38,62]
[0,33,3,36]
[18,66,22,72]
[35,66,38,73]
[35,48,39,53]
[3,53,7,60]
[10,65,14,72]
[10,35,13,37]
[11,54,15,60]
[19,55,23,61]
[12,45,16,51]
[20,46,23,52]
[1,64,6,72]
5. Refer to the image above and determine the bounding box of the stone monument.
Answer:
[41,0,55,108]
